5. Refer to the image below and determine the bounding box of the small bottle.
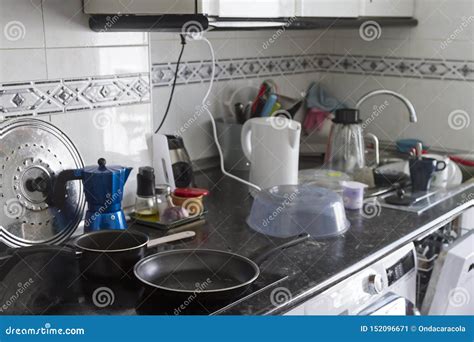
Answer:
[155,184,173,221]
[135,167,158,220]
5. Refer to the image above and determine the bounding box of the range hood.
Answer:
[89,14,303,32]
[87,0,294,31]
[89,14,417,32]
[85,0,417,32]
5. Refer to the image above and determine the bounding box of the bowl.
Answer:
[247,184,350,238]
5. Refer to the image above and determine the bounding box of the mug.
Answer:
[423,154,454,188]
[409,157,447,192]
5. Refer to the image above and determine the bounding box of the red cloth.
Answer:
[303,108,331,134]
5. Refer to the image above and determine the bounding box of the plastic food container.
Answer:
[171,188,209,207]
[341,181,368,210]
[247,184,350,238]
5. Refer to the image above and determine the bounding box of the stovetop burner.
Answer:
[0,247,283,316]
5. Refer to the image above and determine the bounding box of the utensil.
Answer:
[286,100,303,119]
[241,117,301,195]
[0,230,196,284]
[73,230,196,280]
[251,82,271,117]
[260,94,278,117]
[134,233,310,312]
[0,119,85,247]
[52,158,132,232]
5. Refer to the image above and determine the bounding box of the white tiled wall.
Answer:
[0,0,152,207]
[323,0,474,152]
[150,30,331,159]
[150,0,473,158]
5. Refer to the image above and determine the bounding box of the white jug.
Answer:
[241,117,301,195]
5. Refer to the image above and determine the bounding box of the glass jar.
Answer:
[134,195,158,219]
[155,184,173,221]
[135,167,158,220]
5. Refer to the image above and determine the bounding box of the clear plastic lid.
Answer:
[299,169,352,193]
[247,184,350,238]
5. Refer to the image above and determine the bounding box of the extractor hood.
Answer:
[85,0,417,32]
[88,14,295,32]
[86,0,295,31]
[88,14,417,32]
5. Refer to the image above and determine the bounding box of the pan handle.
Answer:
[147,231,196,249]
[253,233,310,266]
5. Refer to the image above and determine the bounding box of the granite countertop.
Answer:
[128,161,474,315]
[1,157,472,315]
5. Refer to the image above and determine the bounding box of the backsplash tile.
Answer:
[0,0,44,49]
[46,46,149,79]
[0,49,47,82]
[42,0,148,48]
[152,54,474,87]
[50,103,153,208]
[0,73,150,119]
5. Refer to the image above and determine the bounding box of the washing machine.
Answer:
[286,243,418,315]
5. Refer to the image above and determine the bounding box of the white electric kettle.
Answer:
[241,117,301,195]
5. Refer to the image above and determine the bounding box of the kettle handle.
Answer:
[51,169,83,207]
[241,120,253,161]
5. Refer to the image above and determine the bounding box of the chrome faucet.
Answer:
[356,90,418,123]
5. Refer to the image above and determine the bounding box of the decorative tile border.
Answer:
[152,54,474,87]
[0,73,151,120]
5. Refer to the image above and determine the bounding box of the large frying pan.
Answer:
[134,233,310,311]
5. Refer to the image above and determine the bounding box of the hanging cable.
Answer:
[154,34,187,134]
[198,36,261,192]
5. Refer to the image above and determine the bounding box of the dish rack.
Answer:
[415,222,461,307]
[416,252,438,305]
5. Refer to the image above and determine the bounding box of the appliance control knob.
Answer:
[367,274,384,294]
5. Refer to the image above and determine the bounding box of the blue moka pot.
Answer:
[53,158,132,232]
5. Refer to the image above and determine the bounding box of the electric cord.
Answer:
[199,37,262,192]
[154,34,187,134]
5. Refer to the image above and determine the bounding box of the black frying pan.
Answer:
[134,233,310,310]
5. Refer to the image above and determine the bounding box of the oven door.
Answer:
[358,293,420,316]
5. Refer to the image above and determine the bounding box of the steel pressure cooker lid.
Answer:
[0,119,85,247]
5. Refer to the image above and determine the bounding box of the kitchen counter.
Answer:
[1,159,473,316]
[128,161,474,315]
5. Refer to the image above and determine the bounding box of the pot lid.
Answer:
[0,119,85,247]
